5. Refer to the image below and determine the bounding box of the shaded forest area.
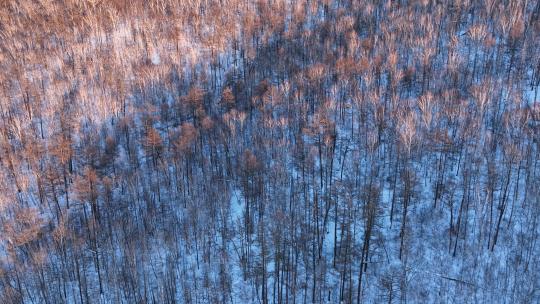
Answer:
[0,0,540,303]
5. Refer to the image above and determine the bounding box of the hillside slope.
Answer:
[0,0,539,303]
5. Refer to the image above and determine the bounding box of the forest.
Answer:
[0,0,539,303]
